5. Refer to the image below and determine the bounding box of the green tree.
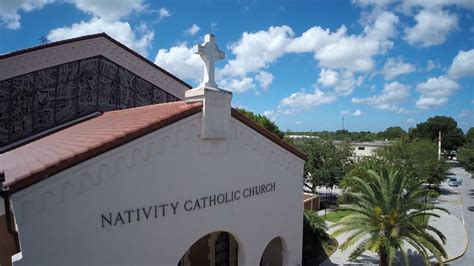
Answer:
[377,138,446,186]
[465,127,474,144]
[297,139,353,194]
[458,128,474,171]
[458,142,474,171]
[235,108,284,138]
[340,156,388,190]
[379,126,406,140]
[332,168,448,266]
[304,210,329,241]
[409,116,465,150]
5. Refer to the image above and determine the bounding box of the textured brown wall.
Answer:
[0,213,18,266]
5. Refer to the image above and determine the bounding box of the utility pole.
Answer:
[438,131,442,161]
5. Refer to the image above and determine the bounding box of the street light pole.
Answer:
[438,131,442,161]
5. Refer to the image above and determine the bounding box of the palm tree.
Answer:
[331,167,448,266]
[304,210,329,241]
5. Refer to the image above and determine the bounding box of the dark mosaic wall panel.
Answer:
[10,73,34,140]
[118,67,136,109]
[100,58,118,80]
[0,55,179,147]
[77,58,99,115]
[98,76,117,111]
[136,78,152,107]
[33,85,55,132]
[0,81,10,144]
[36,67,56,89]
[57,61,78,84]
[152,86,166,104]
[56,81,77,123]
[167,93,179,102]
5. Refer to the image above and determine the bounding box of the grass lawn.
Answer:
[414,214,430,226]
[323,210,353,223]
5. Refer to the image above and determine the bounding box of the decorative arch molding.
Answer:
[230,120,302,177]
[11,113,302,229]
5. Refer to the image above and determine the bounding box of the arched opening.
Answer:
[178,231,238,266]
[260,237,283,266]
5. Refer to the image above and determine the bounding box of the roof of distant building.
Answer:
[333,140,392,147]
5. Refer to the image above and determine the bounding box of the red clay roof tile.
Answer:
[0,101,202,192]
[0,101,306,193]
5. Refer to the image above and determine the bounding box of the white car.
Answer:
[448,177,458,187]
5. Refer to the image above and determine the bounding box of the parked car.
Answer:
[448,177,459,187]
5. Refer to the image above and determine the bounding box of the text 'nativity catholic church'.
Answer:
[0,32,306,266]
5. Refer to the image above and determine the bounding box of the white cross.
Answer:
[195,34,225,89]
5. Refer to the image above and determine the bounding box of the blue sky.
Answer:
[1,0,473,133]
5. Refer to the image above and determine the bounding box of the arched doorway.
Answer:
[260,237,283,266]
[178,231,238,266]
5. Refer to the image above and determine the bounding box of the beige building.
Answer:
[333,140,391,157]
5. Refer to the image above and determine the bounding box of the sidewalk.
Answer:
[320,209,468,265]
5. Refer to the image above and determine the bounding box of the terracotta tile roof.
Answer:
[0,101,306,193]
[0,101,202,192]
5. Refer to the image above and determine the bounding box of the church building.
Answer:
[0,33,305,266]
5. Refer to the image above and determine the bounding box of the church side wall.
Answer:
[10,113,304,265]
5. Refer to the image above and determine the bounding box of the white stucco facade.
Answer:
[10,112,304,265]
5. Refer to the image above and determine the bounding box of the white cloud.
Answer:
[404,9,458,47]
[0,0,148,28]
[220,77,255,93]
[415,75,460,109]
[295,121,304,125]
[222,25,294,77]
[382,57,415,80]
[280,89,336,111]
[448,49,474,79]
[69,0,146,21]
[400,0,474,13]
[317,69,364,96]
[426,59,440,71]
[158,7,171,20]
[286,25,347,53]
[0,0,53,29]
[255,71,274,91]
[352,109,363,116]
[352,81,410,112]
[154,42,203,82]
[458,109,473,118]
[340,110,351,116]
[221,11,398,87]
[47,17,154,56]
[263,110,274,117]
[406,118,416,124]
[315,12,399,72]
[185,24,200,36]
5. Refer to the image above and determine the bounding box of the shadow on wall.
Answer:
[302,218,329,265]
[0,213,19,266]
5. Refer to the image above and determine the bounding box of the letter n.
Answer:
[101,213,113,228]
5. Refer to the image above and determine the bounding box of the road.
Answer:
[448,166,473,265]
